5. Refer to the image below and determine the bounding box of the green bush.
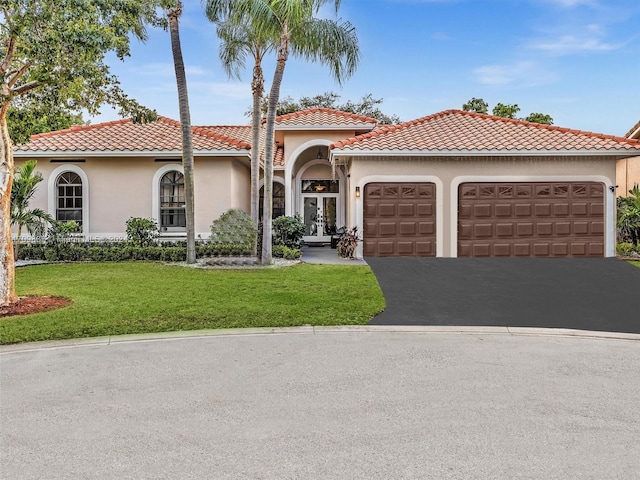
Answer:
[16,240,253,263]
[210,209,256,254]
[617,185,640,246]
[617,242,640,257]
[272,245,302,260]
[272,215,305,248]
[125,217,159,247]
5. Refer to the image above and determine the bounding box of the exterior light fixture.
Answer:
[317,147,323,160]
[355,186,360,198]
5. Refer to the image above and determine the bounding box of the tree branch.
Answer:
[12,81,40,96]
[7,62,31,89]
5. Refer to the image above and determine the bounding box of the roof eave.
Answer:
[13,149,251,158]
[329,148,640,158]
[275,123,377,132]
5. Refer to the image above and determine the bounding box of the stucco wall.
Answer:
[13,155,249,239]
[616,156,640,194]
[348,155,618,257]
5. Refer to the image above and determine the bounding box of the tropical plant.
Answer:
[617,184,640,246]
[0,0,159,306]
[209,15,276,243]
[10,160,53,258]
[125,217,159,247]
[205,0,359,265]
[165,1,196,264]
[336,226,359,259]
[272,214,305,248]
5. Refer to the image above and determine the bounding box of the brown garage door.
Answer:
[364,182,436,257]
[458,182,605,257]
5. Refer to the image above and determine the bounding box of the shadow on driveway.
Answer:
[366,257,640,334]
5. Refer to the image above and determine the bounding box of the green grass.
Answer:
[629,260,640,268]
[1,262,385,344]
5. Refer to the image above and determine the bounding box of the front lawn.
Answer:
[0,262,385,345]
[629,260,640,268]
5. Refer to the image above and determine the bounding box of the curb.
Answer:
[2,325,639,354]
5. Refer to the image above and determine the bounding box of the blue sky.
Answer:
[96,0,640,137]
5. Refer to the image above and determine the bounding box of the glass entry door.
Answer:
[302,194,338,242]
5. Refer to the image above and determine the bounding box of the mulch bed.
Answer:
[0,296,72,317]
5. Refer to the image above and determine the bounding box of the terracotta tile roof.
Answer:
[198,125,253,144]
[626,120,640,139]
[200,124,283,165]
[331,110,640,153]
[15,117,251,153]
[274,108,378,128]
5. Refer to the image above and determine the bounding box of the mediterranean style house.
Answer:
[13,108,640,258]
[617,119,640,194]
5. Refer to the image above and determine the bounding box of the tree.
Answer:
[462,97,488,114]
[251,91,401,124]
[210,16,277,236]
[492,103,520,119]
[166,1,196,264]
[523,112,553,125]
[7,94,85,145]
[10,160,53,259]
[206,0,359,264]
[462,98,553,125]
[1,1,158,306]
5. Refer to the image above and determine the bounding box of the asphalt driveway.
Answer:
[366,258,640,333]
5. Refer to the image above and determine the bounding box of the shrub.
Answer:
[272,245,302,260]
[272,215,305,248]
[617,185,640,246]
[126,217,159,247]
[617,242,640,257]
[210,209,256,255]
[337,227,360,259]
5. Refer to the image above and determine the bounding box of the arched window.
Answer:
[56,172,83,225]
[259,182,285,220]
[160,171,186,229]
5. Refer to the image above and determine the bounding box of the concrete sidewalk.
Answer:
[301,244,367,265]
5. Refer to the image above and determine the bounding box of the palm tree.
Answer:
[10,160,53,259]
[212,19,276,242]
[205,0,359,264]
[167,1,196,264]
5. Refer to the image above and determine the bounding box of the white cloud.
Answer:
[540,0,596,7]
[473,61,556,87]
[529,33,621,54]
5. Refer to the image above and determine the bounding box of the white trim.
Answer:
[15,150,250,158]
[276,123,376,131]
[258,176,285,189]
[152,164,185,230]
[330,149,638,158]
[355,175,445,259]
[284,138,335,217]
[48,164,90,235]
[450,175,615,258]
[296,159,345,232]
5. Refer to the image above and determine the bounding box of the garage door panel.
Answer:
[364,182,436,257]
[419,221,435,235]
[397,204,415,216]
[378,222,396,236]
[458,181,605,258]
[378,204,396,216]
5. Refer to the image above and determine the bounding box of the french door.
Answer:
[302,194,338,243]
